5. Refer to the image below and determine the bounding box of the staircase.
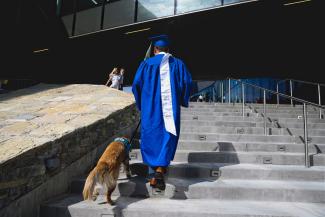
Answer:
[40,102,325,217]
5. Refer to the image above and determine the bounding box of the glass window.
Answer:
[176,0,221,14]
[60,0,75,36]
[104,0,135,29]
[137,0,174,22]
[74,0,103,35]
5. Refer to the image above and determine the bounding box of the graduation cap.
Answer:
[149,34,170,47]
[144,34,170,60]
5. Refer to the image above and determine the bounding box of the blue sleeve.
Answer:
[132,61,146,111]
[179,60,192,107]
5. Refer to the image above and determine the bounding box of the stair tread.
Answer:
[130,160,325,171]
[131,149,325,156]
[42,194,325,217]
[167,178,325,190]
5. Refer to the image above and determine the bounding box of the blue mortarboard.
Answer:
[149,34,170,47]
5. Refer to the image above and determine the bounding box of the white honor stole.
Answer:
[159,52,177,136]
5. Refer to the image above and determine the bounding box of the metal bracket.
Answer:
[129,153,137,159]
[198,135,206,140]
[237,128,245,134]
[210,170,220,177]
[307,137,312,143]
[263,156,272,164]
[277,145,286,152]
[297,115,303,119]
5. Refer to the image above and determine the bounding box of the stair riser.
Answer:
[167,166,325,181]
[181,127,287,135]
[179,134,296,143]
[183,112,321,119]
[186,187,325,203]
[130,151,325,166]
[278,123,325,129]
[181,121,272,127]
[177,141,325,153]
[181,116,264,122]
[184,108,318,113]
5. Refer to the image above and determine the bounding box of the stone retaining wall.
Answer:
[0,84,140,217]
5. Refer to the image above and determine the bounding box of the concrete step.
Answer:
[182,111,258,117]
[130,149,325,166]
[270,117,325,124]
[181,115,265,122]
[174,178,325,202]
[65,176,325,203]
[179,133,297,143]
[182,111,320,119]
[181,126,287,135]
[189,102,317,109]
[287,128,325,136]
[132,162,325,181]
[277,122,325,129]
[181,120,274,127]
[177,140,325,153]
[253,108,320,114]
[70,175,176,199]
[40,194,325,217]
[69,163,325,194]
[182,108,254,113]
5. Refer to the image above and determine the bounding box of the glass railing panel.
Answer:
[176,0,222,14]
[74,0,103,35]
[104,0,135,29]
[60,0,75,36]
[137,0,174,22]
[224,0,246,5]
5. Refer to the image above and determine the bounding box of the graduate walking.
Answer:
[132,35,192,190]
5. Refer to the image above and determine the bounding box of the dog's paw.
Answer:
[126,173,131,179]
[107,200,115,205]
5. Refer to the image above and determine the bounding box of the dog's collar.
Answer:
[114,137,131,152]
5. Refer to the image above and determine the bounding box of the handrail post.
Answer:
[228,79,231,104]
[134,0,138,22]
[290,80,293,106]
[174,0,177,15]
[263,90,267,135]
[303,103,310,168]
[100,0,107,30]
[71,0,79,36]
[221,81,224,103]
[318,83,322,119]
[242,83,245,117]
[276,82,279,107]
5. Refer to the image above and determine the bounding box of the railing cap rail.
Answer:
[277,78,325,87]
[228,77,325,109]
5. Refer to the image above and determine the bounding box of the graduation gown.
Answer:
[132,53,192,167]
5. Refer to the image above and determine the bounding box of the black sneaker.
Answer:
[151,172,166,191]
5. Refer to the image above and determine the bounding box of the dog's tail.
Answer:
[82,168,97,200]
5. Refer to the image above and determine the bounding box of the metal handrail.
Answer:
[227,77,325,168]
[276,78,323,119]
[278,78,325,87]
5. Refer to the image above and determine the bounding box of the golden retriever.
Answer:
[82,137,131,205]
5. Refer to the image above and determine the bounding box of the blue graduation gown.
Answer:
[132,54,192,167]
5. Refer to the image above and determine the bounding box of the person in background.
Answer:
[105,67,121,89]
[132,34,192,191]
[119,68,125,90]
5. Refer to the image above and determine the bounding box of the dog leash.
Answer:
[129,120,141,151]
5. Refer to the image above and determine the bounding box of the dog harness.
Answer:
[114,137,131,153]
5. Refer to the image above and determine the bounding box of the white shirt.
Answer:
[110,75,121,89]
